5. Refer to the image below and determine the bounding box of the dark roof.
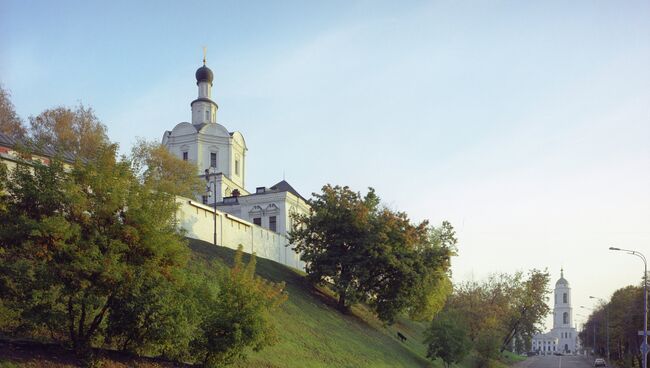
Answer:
[269,180,307,202]
[195,65,214,85]
[0,133,77,163]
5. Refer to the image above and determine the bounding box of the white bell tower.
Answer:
[553,268,572,328]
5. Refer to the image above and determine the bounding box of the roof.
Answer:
[269,180,307,202]
[0,133,77,163]
[195,65,214,85]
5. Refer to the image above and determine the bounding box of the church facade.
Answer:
[162,60,309,269]
[531,270,579,354]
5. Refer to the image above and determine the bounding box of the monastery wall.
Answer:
[175,196,305,270]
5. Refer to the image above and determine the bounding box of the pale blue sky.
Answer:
[2,0,649,329]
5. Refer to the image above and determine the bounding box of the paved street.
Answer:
[514,355,595,368]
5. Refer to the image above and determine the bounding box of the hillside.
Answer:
[0,238,527,367]
[188,238,437,368]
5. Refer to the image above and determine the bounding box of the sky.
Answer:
[1,0,649,331]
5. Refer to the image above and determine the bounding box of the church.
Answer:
[531,269,580,354]
[161,58,310,269]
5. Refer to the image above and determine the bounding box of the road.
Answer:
[513,355,595,368]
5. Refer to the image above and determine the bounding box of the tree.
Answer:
[29,104,109,159]
[581,285,644,367]
[500,269,551,352]
[0,85,27,140]
[129,138,203,198]
[289,185,378,311]
[104,269,200,360]
[290,184,455,323]
[407,221,457,321]
[425,309,471,368]
[191,246,287,367]
[0,145,188,361]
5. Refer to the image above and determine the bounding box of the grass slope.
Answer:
[188,238,438,368]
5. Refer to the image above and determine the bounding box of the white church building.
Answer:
[162,59,309,269]
[531,269,579,354]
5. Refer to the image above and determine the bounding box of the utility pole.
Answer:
[610,247,647,368]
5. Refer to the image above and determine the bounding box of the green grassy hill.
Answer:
[1,238,526,367]
[188,238,438,368]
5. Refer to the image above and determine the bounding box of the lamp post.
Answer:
[610,246,647,368]
[590,296,610,362]
[204,167,218,246]
[581,306,596,356]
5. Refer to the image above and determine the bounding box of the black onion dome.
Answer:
[195,65,214,85]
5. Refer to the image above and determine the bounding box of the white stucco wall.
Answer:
[164,122,247,191]
[176,196,305,270]
[218,190,310,236]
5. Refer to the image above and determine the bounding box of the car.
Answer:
[594,358,607,367]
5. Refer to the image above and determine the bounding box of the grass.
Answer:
[0,238,528,367]
[189,238,439,368]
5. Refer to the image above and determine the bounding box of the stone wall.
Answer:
[175,196,305,270]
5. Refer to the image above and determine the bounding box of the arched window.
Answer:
[563,312,568,324]
[563,293,567,303]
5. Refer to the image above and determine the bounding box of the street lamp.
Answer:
[590,296,610,363]
[610,246,648,368]
[204,167,218,246]
[581,306,596,356]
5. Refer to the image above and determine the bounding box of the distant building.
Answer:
[532,269,579,354]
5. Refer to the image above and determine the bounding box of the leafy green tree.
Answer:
[29,104,109,159]
[104,269,199,359]
[192,246,287,367]
[500,269,550,352]
[0,84,27,140]
[581,285,644,367]
[290,185,378,311]
[407,221,457,321]
[425,309,471,368]
[129,138,204,198]
[474,319,503,368]
[290,184,455,323]
[0,146,188,361]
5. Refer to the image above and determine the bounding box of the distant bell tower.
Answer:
[553,268,572,328]
[191,49,218,125]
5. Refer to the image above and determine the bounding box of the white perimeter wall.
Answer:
[176,196,305,270]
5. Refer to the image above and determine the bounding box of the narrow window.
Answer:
[182,151,188,161]
[269,216,277,232]
[563,312,568,324]
[202,195,208,204]
[253,218,261,226]
[210,152,217,168]
[235,160,240,175]
[563,293,567,303]
[205,110,209,121]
